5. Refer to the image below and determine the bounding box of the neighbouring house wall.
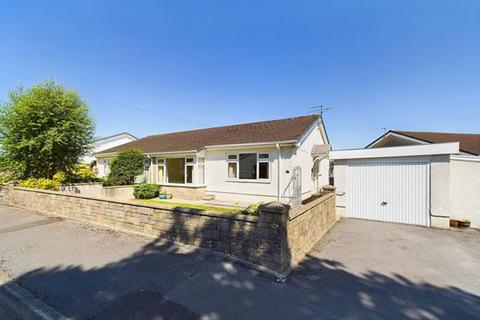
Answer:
[82,135,136,164]
[430,155,451,227]
[95,156,112,178]
[294,125,329,199]
[0,186,337,276]
[333,155,452,228]
[450,157,480,228]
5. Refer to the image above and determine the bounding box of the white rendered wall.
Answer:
[450,157,480,228]
[295,125,329,198]
[82,135,136,164]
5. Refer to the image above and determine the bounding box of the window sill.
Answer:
[225,179,271,184]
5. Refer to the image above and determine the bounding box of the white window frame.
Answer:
[226,154,239,179]
[185,157,195,184]
[225,152,271,182]
[157,158,166,183]
[103,159,109,175]
[257,153,270,180]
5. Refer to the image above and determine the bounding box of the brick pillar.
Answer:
[258,202,291,275]
[322,185,336,194]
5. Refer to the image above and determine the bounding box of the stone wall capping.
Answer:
[289,193,335,221]
[321,185,336,193]
[259,202,290,214]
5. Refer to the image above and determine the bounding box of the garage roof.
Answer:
[330,142,460,160]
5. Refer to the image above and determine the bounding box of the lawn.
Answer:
[135,199,242,214]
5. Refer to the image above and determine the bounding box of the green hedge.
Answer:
[133,184,160,199]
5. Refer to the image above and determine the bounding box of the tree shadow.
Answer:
[1,207,479,320]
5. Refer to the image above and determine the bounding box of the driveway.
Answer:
[0,204,479,320]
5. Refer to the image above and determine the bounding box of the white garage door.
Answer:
[346,161,430,226]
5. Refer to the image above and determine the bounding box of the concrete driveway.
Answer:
[0,204,479,320]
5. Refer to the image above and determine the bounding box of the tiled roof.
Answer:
[98,115,320,154]
[394,131,480,155]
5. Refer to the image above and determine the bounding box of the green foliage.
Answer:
[0,80,95,179]
[133,184,160,199]
[60,163,100,184]
[107,150,146,186]
[19,178,60,191]
[242,202,264,216]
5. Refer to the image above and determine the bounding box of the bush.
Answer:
[65,164,100,183]
[242,202,264,216]
[134,184,160,199]
[19,178,60,191]
[107,150,146,186]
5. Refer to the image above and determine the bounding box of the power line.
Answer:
[0,66,210,127]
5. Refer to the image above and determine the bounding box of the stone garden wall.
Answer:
[0,186,336,277]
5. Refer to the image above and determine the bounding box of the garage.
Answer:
[347,160,429,226]
[331,143,460,227]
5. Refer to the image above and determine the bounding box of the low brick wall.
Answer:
[287,191,337,265]
[160,185,206,200]
[0,186,336,276]
[61,184,207,201]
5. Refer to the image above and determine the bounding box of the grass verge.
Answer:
[134,199,242,214]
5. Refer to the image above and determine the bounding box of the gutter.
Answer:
[95,149,198,158]
[204,140,296,150]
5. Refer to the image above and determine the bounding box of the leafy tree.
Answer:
[0,80,95,179]
[107,149,146,185]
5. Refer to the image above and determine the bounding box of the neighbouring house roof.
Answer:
[97,115,322,155]
[368,130,480,156]
[93,132,137,143]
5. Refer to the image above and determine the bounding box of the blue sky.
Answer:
[0,1,479,148]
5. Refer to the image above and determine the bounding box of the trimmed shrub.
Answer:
[107,150,146,186]
[134,184,160,199]
[19,178,60,191]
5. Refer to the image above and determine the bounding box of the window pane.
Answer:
[158,165,164,183]
[228,154,238,160]
[186,158,194,163]
[259,162,269,179]
[158,159,165,164]
[167,158,185,183]
[228,162,237,178]
[258,153,269,159]
[186,165,193,183]
[239,153,256,179]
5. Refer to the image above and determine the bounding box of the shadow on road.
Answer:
[1,208,479,320]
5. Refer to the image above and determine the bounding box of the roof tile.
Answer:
[99,115,320,154]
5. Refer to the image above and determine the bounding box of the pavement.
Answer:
[0,203,479,320]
